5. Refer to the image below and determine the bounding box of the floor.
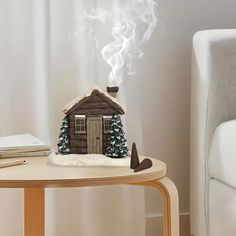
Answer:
[146,214,190,236]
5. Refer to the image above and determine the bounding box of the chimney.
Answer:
[107,86,119,98]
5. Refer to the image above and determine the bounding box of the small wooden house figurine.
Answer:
[62,86,125,154]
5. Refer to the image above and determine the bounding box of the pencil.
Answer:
[0,159,27,168]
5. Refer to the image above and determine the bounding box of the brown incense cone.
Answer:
[134,158,153,172]
[130,143,140,169]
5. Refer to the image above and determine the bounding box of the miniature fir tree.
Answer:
[57,115,71,154]
[106,113,128,158]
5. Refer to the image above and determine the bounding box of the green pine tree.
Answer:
[57,115,71,154]
[106,114,128,158]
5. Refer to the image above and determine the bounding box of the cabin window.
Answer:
[103,116,112,134]
[75,115,86,134]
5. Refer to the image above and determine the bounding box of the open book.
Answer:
[0,134,51,157]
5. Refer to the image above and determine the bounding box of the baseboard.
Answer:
[145,212,190,236]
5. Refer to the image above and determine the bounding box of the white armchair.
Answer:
[191,30,236,236]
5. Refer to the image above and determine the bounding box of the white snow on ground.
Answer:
[49,152,130,167]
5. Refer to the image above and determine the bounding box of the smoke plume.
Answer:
[75,0,157,86]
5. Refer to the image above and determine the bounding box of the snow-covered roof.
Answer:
[63,86,126,114]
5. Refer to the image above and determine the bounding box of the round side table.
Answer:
[0,156,179,236]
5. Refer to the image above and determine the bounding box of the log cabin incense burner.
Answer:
[57,86,127,157]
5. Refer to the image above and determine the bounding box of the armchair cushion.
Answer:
[209,119,236,189]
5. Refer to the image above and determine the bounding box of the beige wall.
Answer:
[1,0,236,235]
[121,0,236,235]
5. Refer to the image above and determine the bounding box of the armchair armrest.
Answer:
[209,119,236,190]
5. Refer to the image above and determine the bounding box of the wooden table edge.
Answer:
[0,169,166,188]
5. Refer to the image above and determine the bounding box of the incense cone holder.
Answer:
[130,142,140,169]
[134,158,153,172]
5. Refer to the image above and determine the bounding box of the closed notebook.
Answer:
[0,150,51,158]
[0,134,50,155]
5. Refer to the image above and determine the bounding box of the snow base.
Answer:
[49,152,130,167]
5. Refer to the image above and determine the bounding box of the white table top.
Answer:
[0,156,166,188]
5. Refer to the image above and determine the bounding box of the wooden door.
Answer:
[87,117,103,154]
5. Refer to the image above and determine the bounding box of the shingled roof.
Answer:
[63,86,126,114]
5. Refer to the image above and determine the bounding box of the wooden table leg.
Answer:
[24,187,45,236]
[134,177,179,236]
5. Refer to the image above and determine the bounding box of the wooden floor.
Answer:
[146,213,190,236]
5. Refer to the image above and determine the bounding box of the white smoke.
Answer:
[77,0,157,87]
